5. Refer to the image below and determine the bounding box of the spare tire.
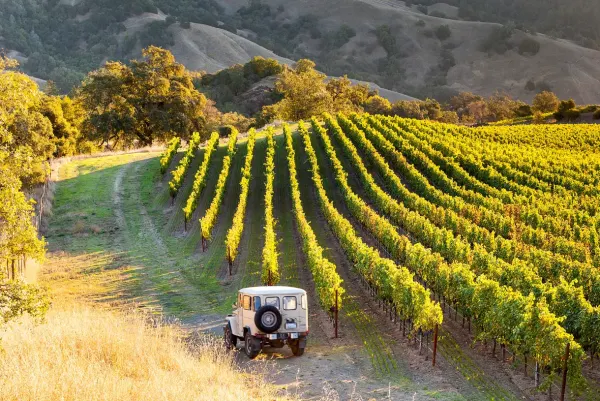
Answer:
[254,305,282,333]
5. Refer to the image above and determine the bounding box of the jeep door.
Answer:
[241,294,256,333]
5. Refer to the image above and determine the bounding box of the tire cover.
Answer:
[254,305,282,333]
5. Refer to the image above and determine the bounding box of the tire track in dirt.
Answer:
[114,159,219,316]
[112,163,130,230]
[132,163,170,258]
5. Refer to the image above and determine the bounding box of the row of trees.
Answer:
[0,56,51,324]
[258,57,599,125]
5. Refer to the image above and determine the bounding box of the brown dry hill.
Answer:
[215,0,600,103]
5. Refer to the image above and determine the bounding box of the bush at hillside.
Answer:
[435,25,452,41]
[518,38,541,55]
[533,91,560,113]
[0,306,286,401]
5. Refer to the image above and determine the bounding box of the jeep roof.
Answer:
[238,286,307,296]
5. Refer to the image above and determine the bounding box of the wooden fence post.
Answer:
[227,246,232,276]
[560,342,570,401]
[334,289,339,339]
[432,324,439,367]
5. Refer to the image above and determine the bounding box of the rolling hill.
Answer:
[3,0,600,102]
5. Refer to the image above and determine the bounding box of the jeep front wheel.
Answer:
[244,331,260,359]
[289,339,305,356]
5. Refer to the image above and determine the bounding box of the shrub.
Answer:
[218,124,237,137]
[429,11,446,18]
[594,109,600,119]
[554,99,578,121]
[0,274,49,325]
[518,38,541,55]
[480,25,514,54]
[564,109,581,121]
[515,103,533,117]
[375,25,398,55]
[392,100,426,119]
[533,91,559,113]
[532,111,547,124]
[525,79,536,91]
[578,104,599,113]
[416,19,426,27]
[364,95,392,115]
[439,110,459,123]
[435,25,452,41]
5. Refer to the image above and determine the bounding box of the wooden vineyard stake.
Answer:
[227,246,232,276]
[560,342,570,401]
[334,289,339,339]
[432,324,438,367]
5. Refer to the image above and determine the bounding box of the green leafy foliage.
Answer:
[160,138,181,174]
[284,124,343,310]
[182,132,220,223]
[168,132,201,198]
[225,129,256,263]
[261,128,279,285]
[77,47,208,148]
[200,128,239,241]
[0,273,49,325]
[303,119,442,332]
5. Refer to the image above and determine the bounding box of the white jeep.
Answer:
[224,286,309,359]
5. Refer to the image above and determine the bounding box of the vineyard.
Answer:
[153,115,600,399]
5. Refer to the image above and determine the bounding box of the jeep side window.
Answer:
[243,295,252,310]
[253,296,261,311]
[283,296,297,310]
[265,296,280,309]
[301,294,307,310]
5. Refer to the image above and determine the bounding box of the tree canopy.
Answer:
[76,47,208,147]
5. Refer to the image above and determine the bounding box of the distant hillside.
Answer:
[213,0,600,103]
[2,0,600,103]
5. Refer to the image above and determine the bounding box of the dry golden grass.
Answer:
[0,306,288,401]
